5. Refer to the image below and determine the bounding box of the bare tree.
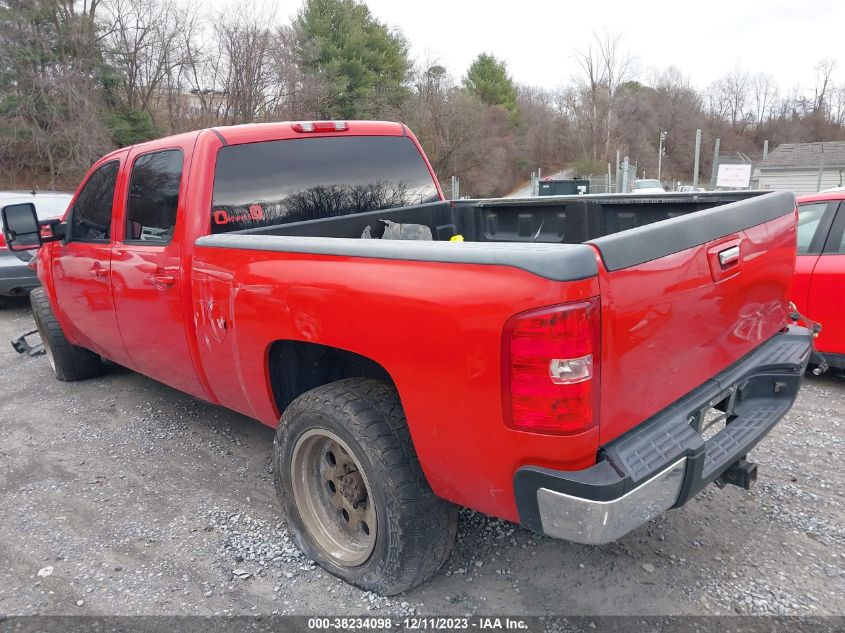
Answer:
[705,63,750,130]
[174,17,229,129]
[266,25,326,120]
[0,0,112,188]
[814,58,836,113]
[570,30,633,164]
[104,0,194,127]
[213,4,275,124]
[751,73,778,125]
[830,84,845,127]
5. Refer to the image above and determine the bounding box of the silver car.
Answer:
[0,191,72,296]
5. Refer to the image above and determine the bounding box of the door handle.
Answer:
[89,262,107,280]
[718,245,740,267]
[707,237,743,282]
[149,271,175,289]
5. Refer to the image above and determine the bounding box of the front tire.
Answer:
[274,378,457,595]
[30,287,103,381]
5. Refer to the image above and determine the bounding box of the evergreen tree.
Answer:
[463,53,517,113]
[293,0,411,119]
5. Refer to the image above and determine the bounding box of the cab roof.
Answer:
[211,120,407,146]
[797,190,845,204]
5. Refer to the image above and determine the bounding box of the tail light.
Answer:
[502,298,600,435]
[291,121,348,133]
[0,232,5,249]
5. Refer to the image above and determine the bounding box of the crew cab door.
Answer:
[110,146,206,399]
[807,201,845,355]
[52,155,133,366]
[792,200,837,315]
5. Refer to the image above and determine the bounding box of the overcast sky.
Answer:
[216,0,844,95]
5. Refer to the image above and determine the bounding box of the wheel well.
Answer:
[268,340,394,414]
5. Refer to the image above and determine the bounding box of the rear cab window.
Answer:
[210,136,440,234]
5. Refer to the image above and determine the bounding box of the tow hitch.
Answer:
[715,457,758,490]
[11,329,45,357]
[789,302,827,375]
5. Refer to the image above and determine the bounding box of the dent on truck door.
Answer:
[110,147,206,399]
[52,158,133,366]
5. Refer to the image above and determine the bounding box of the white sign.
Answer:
[716,164,752,188]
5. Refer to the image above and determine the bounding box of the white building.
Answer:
[758,141,845,193]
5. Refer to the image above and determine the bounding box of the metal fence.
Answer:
[588,175,613,194]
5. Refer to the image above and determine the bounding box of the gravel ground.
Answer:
[0,296,843,617]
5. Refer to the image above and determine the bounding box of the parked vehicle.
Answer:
[2,121,812,595]
[0,191,72,296]
[632,178,665,193]
[794,191,845,371]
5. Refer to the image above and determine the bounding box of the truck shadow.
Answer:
[0,295,30,312]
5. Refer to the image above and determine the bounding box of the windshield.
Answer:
[635,180,662,189]
[210,135,441,234]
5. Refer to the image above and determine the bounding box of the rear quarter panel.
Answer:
[191,247,599,521]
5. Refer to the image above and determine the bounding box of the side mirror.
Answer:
[1,203,42,251]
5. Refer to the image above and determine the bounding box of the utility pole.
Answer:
[710,138,721,190]
[615,150,621,193]
[657,131,667,181]
[692,129,702,190]
[622,156,630,192]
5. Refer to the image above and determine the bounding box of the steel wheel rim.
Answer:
[290,428,377,567]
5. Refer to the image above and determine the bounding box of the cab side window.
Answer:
[831,206,845,254]
[125,149,183,243]
[70,160,119,242]
[796,202,830,254]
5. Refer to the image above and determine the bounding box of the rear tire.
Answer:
[274,378,458,595]
[30,287,103,381]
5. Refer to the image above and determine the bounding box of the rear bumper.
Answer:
[514,325,812,544]
[0,251,37,296]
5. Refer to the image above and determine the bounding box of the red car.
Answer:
[2,121,812,594]
[794,192,845,372]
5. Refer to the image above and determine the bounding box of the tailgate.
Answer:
[588,191,798,444]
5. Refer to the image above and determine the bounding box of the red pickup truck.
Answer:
[2,121,812,595]
[794,191,845,372]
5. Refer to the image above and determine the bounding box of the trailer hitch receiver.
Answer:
[715,457,758,490]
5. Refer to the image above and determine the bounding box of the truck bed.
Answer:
[205,189,795,278]
[230,190,775,240]
[193,189,798,517]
